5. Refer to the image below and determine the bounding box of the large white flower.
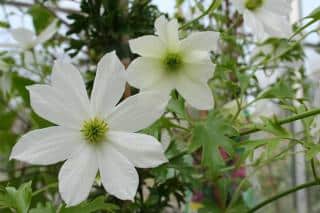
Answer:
[10,51,168,206]
[0,19,58,50]
[233,0,292,40]
[127,16,219,110]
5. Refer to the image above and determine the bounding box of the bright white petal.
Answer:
[180,31,220,52]
[108,131,167,168]
[127,57,165,89]
[90,51,126,117]
[28,85,87,129]
[51,59,91,120]
[107,92,168,132]
[10,127,80,165]
[243,11,266,40]
[97,143,138,200]
[59,144,98,206]
[9,28,35,46]
[129,35,166,58]
[154,16,179,50]
[35,19,58,44]
[176,75,214,110]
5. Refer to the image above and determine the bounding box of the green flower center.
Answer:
[163,53,183,72]
[245,0,264,11]
[81,117,108,144]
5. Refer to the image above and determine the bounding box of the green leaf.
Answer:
[308,6,320,20]
[60,196,118,213]
[190,111,235,177]
[0,21,9,28]
[0,182,32,213]
[258,80,295,99]
[30,203,56,213]
[11,74,35,105]
[28,5,54,34]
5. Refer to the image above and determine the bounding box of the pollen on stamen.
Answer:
[163,52,183,72]
[81,117,108,144]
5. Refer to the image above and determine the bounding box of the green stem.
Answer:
[240,108,320,136]
[179,0,222,30]
[247,180,320,213]
[32,182,58,196]
[311,158,320,181]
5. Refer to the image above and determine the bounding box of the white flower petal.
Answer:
[176,75,214,110]
[90,51,126,117]
[59,144,98,206]
[127,57,165,90]
[257,9,291,38]
[51,59,91,120]
[108,131,167,168]
[107,92,168,132]
[180,31,220,52]
[264,0,291,15]
[97,143,138,200]
[9,28,35,46]
[35,19,58,45]
[243,11,266,40]
[154,16,179,50]
[28,85,87,129]
[129,35,166,58]
[183,61,215,83]
[10,126,80,165]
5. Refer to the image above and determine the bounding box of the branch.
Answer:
[240,108,320,136]
[179,0,222,30]
[247,180,320,213]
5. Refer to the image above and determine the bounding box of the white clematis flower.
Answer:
[233,0,292,41]
[10,51,168,206]
[1,19,58,50]
[127,16,219,110]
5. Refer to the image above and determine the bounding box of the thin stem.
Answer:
[247,180,320,213]
[32,182,58,196]
[311,158,320,181]
[179,0,222,30]
[240,108,320,136]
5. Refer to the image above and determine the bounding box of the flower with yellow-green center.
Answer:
[233,0,292,41]
[10,51,168,206]
[127,16,219,110]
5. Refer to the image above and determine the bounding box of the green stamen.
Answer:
[81,117,108,144]
[163,53,183,72]
[245,0,264,11]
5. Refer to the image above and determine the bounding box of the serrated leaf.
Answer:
[190,111,235,177]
